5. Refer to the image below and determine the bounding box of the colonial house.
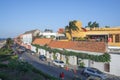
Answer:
[65,20,120,76]
[66,21,120,48]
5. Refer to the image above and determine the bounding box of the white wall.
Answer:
[92,62,105,72]
[31,45,36,52]
[110,54,120,76]
[40,32,56,38]
[22,33,32,45]
[83,59,89,67]
[69,56,77,65]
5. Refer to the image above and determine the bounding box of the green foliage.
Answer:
[85,21,99,30]
[6,38,13,48]
[66,56,69,64]
[0,47,13,55]
[0,73,9,80]
[0,55,12,61]
[51,35,55,39]
[11,55,18,60]
[8,60,32,73]
[36,47,38,53]
[105,26,110,28]
[0,62,8,68]
[65,20,79,40]
[53,53,57,60]
[0,51,59,80]
[74,37,87,41]
[79,62,85,68]
[32,44,110,62]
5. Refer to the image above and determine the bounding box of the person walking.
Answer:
[59,72,64,80]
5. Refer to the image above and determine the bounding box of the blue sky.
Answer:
[0,0,120,38]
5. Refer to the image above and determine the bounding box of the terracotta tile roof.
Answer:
[73,42,106,53]
[57,28,65,34]
[32,38,52,46]
[32,38,106,53]
[48,41,106,53]
[48,41,76,49]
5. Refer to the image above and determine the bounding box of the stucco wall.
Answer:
[110,54,120,76]
[68,56,77,65]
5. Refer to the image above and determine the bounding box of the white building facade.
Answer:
[39,32,65,40]
[22,33,32,45]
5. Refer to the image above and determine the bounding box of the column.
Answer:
[113,34,115,43]
[119,34,120,42]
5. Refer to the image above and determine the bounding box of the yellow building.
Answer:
[66,21,120,47]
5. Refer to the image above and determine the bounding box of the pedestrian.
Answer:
[59,72,64,80]
[59,72,62,80]
[48,61,50,66]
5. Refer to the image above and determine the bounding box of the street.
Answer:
[12,44,120,80]
[21,52,85,80]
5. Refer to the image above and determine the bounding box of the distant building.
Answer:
[39,29,65,40]
[57,28,65,34]
[22,33,32,45]
[24,29,40,38]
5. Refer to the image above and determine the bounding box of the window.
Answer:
[115,34,120,42]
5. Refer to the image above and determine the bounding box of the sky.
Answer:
[0,0,120,38]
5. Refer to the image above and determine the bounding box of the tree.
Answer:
[105,26,110,28]
[44,29,53,33]
[65,20,79,40]
[92,21,99,28]
[85,21,99,30]
[6,38,13,48]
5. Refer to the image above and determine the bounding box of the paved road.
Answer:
[21,52,85,80]
[12,44,120,80]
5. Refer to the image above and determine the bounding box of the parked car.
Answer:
[39,55,47,61]
[82,67,107,80]
[53,60,65,67]
[30,51,35,55]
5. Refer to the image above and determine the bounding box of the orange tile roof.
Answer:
[57,28,65,34]
[48,41,76,49]
[32,38,106,53]
[32,38,52,46]
[48,41,106,53]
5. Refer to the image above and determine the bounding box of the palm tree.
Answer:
[85,21,99,30]
[92,21,99,28]
[85,21,92,30]
[6,38,13,48]
[105,26,110,28]
[65,20,79,40]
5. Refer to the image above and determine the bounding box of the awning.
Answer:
[86,33,109,36]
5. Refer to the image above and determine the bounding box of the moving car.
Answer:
[39,55,47,61]
[82,67,107,80]
[53,60,65,67]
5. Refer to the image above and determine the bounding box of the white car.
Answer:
[53,60,65,67]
